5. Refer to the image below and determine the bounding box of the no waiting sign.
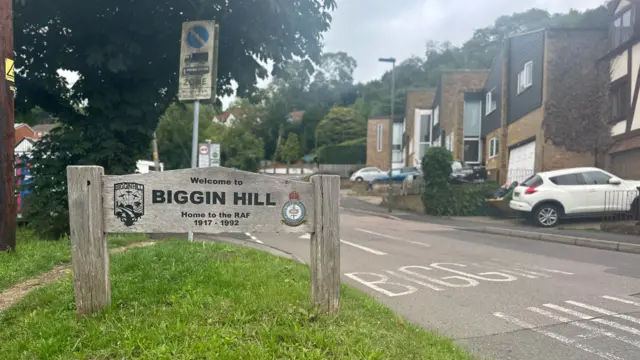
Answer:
[178,20,219,101]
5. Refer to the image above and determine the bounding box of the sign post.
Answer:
[178,20,219,242]
[66,166,340,316]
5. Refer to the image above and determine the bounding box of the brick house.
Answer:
[431,70,489,162]
[605,0,640,179]
[402,88,436,168]
[13,123,36,146]
[480,28,609,184]
[366,117,392,171]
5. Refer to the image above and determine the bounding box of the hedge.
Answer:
[317,138,366,164]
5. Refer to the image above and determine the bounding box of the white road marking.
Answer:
[544,303,640,337]
[565,301,640,325]
[474,263,539,279]
[384,270,444,291]
[340,240,387,255]
[603,296,640,307]
[489,260,574,275]
[344,272,417,297]
[493,312,624,360]
[299,233,311,239]
[528,307,640,349]
[244,232,264,244]
[355,228,431,247]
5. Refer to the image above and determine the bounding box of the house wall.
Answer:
[485,128,502,171]
[404,89,435,166]
[14,126,35,146]
[506,107,544,172]
[366,118,391,171]
[482,50,503,137]
[508,30,545,125]
[438,70,489,160]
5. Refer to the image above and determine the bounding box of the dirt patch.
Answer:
[0,241,158,312]
[601,221,640,236]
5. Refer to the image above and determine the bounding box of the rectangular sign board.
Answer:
[210,143,220,167]
[178,21,217,101]
[102,167,314,234]
[198,143,210,168]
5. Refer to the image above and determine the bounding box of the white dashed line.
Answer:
[603,295,640,307]
[340,240,387,255]
[355,228,431,247]
[244,232,264,244]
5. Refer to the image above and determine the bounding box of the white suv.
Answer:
[509,167,640,227]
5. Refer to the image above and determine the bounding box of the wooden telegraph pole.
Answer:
[0,0,16,252]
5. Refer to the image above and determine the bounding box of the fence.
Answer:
[318,164,362,178]
[401,177,424,196]
[603,189,640,223]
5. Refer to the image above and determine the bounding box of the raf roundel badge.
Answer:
[282,191,306,227]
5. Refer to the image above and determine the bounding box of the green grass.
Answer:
[0,240,473,360]
[0,228,147,291]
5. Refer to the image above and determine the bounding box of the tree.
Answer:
[156,103,220,170]
[16,0,336,237]
[315,106,366,147]
[218,127,265,172]
[281,132,301,164]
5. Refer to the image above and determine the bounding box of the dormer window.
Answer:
[612,7,634,49]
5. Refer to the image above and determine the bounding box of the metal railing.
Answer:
[603,189,640,223]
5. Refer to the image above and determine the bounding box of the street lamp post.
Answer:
[379,57,396,214]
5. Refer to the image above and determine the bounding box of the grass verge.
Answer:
[0,228,147,291]
[0,240,473,360]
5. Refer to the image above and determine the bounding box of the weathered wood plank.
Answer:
[102,167,314,234]
[310,175,340,313]
[67,166,111,315]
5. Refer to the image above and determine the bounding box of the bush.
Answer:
[317,138,366,164]
[420,147,496,216]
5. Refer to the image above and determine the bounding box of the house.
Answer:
[31,123,58,138]
[402,88,436,168]
[287,110,305,123]
[430,70,490,164]
[366,116,392,171]
[213,108,244,126]
[605,0,640,179]
[14,137,37,157]
[480,28,609,184]
[13,123,36,146]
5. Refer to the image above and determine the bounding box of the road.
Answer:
[247,208,640,360]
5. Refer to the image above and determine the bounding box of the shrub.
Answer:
[317,138,366,164]
[421,147,496,216]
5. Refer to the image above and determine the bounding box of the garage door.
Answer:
[507,141,536,184]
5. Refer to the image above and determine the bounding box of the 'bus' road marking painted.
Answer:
[355,228,431,247]
[340,240,387,255]
[299,233,311,239]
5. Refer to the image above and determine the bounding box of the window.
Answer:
[485,89,497,115]
[376,124,383,152]
[464,139,481,164]
[549,173,585,186]
[517,61,533,94]
[464,100,482,137]
[434,107,440,125]
[419,114,432,142]
[522,175,543,187]
[611,8,634,48]
[489,136,500,158]
[611,79,630,121]
[583,171,612,185]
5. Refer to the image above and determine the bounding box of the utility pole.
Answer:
[0,0,16,252]
[152,131,160,171]
[379,57,396,214]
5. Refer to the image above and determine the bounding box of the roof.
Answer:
[288,110,305,122]
[216,108,244,122]
[14,137,37,147]
[32,123,58,134]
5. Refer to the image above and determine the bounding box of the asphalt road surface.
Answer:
[252,209,640,360]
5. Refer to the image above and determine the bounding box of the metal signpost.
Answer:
[178,20,219,242]
[66,166,340,316]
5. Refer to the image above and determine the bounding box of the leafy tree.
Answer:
[281,133,302,164]
[218,127,265,172]
[300,104,329,153]
[315,106,366,147]
[16,0,336,238]
[156,103,220,170]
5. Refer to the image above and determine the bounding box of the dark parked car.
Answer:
[450,161,487,184]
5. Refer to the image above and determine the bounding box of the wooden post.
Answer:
[310,175,340,313]
[67,166,110,315]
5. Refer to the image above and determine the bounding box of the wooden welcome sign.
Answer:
[67,166,340,316]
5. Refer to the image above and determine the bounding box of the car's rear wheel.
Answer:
[533,204,560,228]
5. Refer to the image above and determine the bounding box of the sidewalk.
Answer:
[341,196,640,254]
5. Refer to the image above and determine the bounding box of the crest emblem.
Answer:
[114,183,145,227]
[282,191,306,227]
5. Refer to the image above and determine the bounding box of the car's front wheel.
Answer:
[355,177,363,182]
[533,204,560,228]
